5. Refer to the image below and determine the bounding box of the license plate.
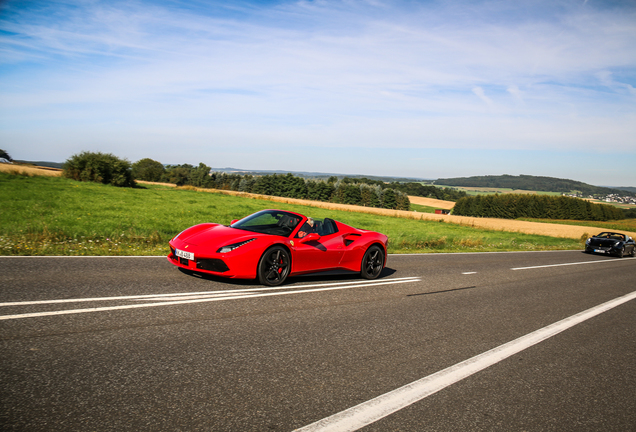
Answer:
[594,249,606,253]
[175,248,194,261]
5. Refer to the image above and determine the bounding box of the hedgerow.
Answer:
[452,194,624,221]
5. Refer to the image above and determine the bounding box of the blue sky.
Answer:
[1,0,635,186]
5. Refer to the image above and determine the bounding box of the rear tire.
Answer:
[360,245,384,280]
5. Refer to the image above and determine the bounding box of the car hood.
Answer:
[589,237,621,246]
[179,224,262,247]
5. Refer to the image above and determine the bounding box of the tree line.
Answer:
[155,163,411,211]
[452,194,625,221]
[61,152,410,210]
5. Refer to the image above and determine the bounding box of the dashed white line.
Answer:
[295,289,636,432]
[512,259,620,271]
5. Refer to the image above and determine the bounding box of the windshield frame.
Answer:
[230,210,304,237]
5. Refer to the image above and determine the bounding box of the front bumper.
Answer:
[168,246,231,273]
[585,244,621,256]
[167,240,262,279]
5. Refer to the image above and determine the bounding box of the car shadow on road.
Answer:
[177,268,259,286]
[177,267,397,286]
[287,267,397,285]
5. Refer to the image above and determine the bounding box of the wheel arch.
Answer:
[256,242,293,273]
[362,241,388,270]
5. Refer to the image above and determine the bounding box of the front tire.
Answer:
[617,247,625,258]
[360,245,384,280]
[258,246,290,286]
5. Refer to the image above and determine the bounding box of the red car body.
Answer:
[168,209,388,285]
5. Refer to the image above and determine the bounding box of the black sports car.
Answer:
[584,232,635,258]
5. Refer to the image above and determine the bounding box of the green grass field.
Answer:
[0,172,582,256]
[410,203,438,213]
[434,184,563,196]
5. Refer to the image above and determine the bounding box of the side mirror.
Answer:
[230,219,239,225]
[299,233,320,243]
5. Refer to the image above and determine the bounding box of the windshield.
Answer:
[231,210,301,236]
[595,232,625,241]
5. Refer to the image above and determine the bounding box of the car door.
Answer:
[291,232,344,273]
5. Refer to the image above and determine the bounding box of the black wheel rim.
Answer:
[263,249,289,284]
[364,248,383,277]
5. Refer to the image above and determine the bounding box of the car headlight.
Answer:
[614,241,622,247]
[585,238,591,245]
[217,238,256,254]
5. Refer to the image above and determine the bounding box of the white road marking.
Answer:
[294,289,636,432]
[462,272,477,275]
[0,277,420,307]
[512,259,619,270]
[0,277,421,321]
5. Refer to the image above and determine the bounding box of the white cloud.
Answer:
[1,0,635,183]
[472,87,494,106]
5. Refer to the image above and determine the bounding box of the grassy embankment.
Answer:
[0,172,583,256]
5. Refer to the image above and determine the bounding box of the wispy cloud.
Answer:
[1,0,635,183]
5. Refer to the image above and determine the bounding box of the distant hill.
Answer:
[209,167,428,183]
[612,186,636,194]
[15,160,64,169]
[435,174,635,198]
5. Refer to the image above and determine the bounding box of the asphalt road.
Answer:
[1,251,635,431]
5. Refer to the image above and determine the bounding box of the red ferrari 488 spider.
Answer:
[168,209,388,286]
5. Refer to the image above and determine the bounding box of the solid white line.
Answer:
[0,277,421,320]
[511,259,619,270]
[0,277,420,307]
[294,289,636,432]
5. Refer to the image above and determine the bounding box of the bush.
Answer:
[0,149,12,163]
[132,158,165,182]
[63,151,135,187]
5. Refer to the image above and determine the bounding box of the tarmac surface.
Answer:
[1,251,635,431]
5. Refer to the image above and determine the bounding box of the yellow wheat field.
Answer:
[136,180,176,187]
[408,195,455,209]
[0,163,62,177]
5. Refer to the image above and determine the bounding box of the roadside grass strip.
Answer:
[0,277,420,320]
[294,289,636,432]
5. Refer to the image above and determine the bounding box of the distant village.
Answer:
[565,192,636,206]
